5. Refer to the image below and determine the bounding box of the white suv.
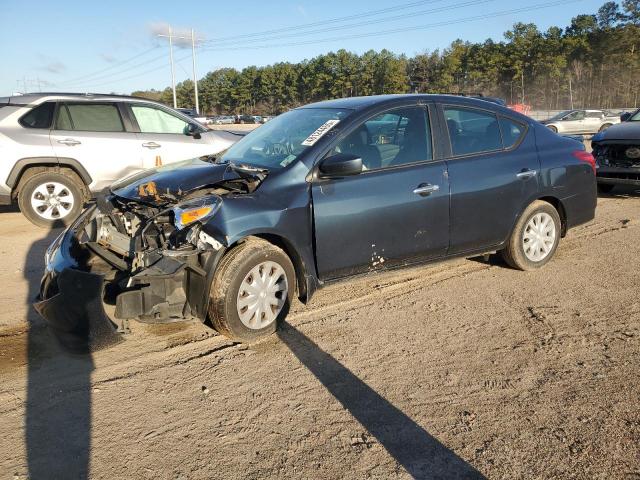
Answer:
[0,93,240,227]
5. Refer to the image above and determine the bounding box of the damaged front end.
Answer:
[593,143,640,186]
[35,158,265,351]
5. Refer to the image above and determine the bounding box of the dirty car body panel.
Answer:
[35,95,597,344]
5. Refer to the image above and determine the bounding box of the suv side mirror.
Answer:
[621,112,631,122]
[185,123,202,139]
[318,153,363,178]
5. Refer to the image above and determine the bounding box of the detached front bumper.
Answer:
[597,166,640,186]
[34,207,122,352]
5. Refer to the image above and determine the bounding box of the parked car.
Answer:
[591,108,640,193]
[35,94,596,349]
[0,93,240,227]
[540,109,620,134]
[177,107,210,125]
[211,115,235,125]
[236,114,256,124]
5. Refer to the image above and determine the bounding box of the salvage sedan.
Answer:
[35,95,597,348]
[592,108,640,193]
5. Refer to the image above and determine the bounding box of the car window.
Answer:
[132,105,189,134]
[586,111,602,118]
[19,102,55,129]
[498,117,526,149]
[332,106,432,170]
[564,110,585,121]
[444,107,502,156]
[57,103,124,132]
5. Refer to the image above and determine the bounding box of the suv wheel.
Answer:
[501,200,561,271]
[208,238,295,342]
[17,170,84,228]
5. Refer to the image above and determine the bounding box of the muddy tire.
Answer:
[208,238,295,343]
[597,183,615,194]
[501,200,561,271]
[17,170,85,228]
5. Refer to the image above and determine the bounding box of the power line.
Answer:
[58,46,160,84]
[206,0,496,48]
[201,0,584,52]
[202,0,449,44]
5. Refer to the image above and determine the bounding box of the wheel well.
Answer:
[13,164,89,201]
[538,196,568,237]
[233,234,309,302]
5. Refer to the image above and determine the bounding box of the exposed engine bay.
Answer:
[593,144,640,169]
[74,159,267,324]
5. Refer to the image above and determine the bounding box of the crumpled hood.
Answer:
[593,121,640,142]
[110,158,242,205]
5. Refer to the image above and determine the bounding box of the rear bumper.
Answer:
[33,207,122,352]
[597,166,640,186]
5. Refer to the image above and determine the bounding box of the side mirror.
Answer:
[621,112,631,122]
[318,153,363,178]
[185,123,202,139]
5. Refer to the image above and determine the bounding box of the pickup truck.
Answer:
[541,109,620,135]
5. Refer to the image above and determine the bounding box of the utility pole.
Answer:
[191,28,199,114]
[158,26,202,112]
[158,25,177,108]
[569,75,574,109]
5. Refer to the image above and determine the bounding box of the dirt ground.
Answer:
[0,186,639,479]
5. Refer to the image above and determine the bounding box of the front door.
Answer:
[312,105,450,280]
[50,102,142,190]
[442,105,540,254]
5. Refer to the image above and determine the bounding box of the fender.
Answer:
[6,157,93,189]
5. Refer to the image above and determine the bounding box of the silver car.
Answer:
[541,109,620,135]
[0,93,239,227]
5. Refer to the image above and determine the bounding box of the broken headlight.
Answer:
[173,195,222,230]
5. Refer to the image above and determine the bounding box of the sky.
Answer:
[0,0,608,96]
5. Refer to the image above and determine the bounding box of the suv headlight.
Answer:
[173,195,222,230]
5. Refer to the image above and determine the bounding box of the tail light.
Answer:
[572,150,596,174]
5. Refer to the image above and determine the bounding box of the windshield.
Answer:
[219,108,351,170]
[630,110,640,121]
[548,110,572,121]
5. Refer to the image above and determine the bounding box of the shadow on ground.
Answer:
[24,227,96,479]
[277,322,485,479]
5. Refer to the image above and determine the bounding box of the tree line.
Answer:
[132,1,640,114]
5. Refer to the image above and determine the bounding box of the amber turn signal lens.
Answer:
[179,206,213,226]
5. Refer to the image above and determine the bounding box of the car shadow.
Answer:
[598,184,640,198]
[25,227,95,479]
[277,322,485,479]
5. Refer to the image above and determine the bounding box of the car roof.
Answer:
[0,92,166,106]
[300,94,529,121]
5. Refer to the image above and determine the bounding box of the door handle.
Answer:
[57,138,81,146]
[516,169,537,179]
[142,142,161,149]
[413,184,440,196]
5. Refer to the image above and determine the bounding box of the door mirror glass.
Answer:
[184,122,201,139]
[318,153,362,177]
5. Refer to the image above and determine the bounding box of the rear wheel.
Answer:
[501,200,561,271]
[208,238,295,342]
[547,125,558,133]
[599,123,612,132]
[17,170,85,228]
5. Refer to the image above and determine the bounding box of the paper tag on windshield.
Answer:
[301,119,340,146]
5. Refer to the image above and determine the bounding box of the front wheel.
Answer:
[501,200,561,271]
[599,123,612,132]
[547,125,558,133]
[208,238,295,342]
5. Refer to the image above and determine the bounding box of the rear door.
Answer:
[442,104,539,254]
[50,102,142,190]
[312,103,450,280]
[127,103,219,167]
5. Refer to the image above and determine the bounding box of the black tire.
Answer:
[208,238,295,343]
[501,200,562,271]
[17,170,85,228]
[597,183,615,194]
[599,123,612,132]
[547,125,558,133]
